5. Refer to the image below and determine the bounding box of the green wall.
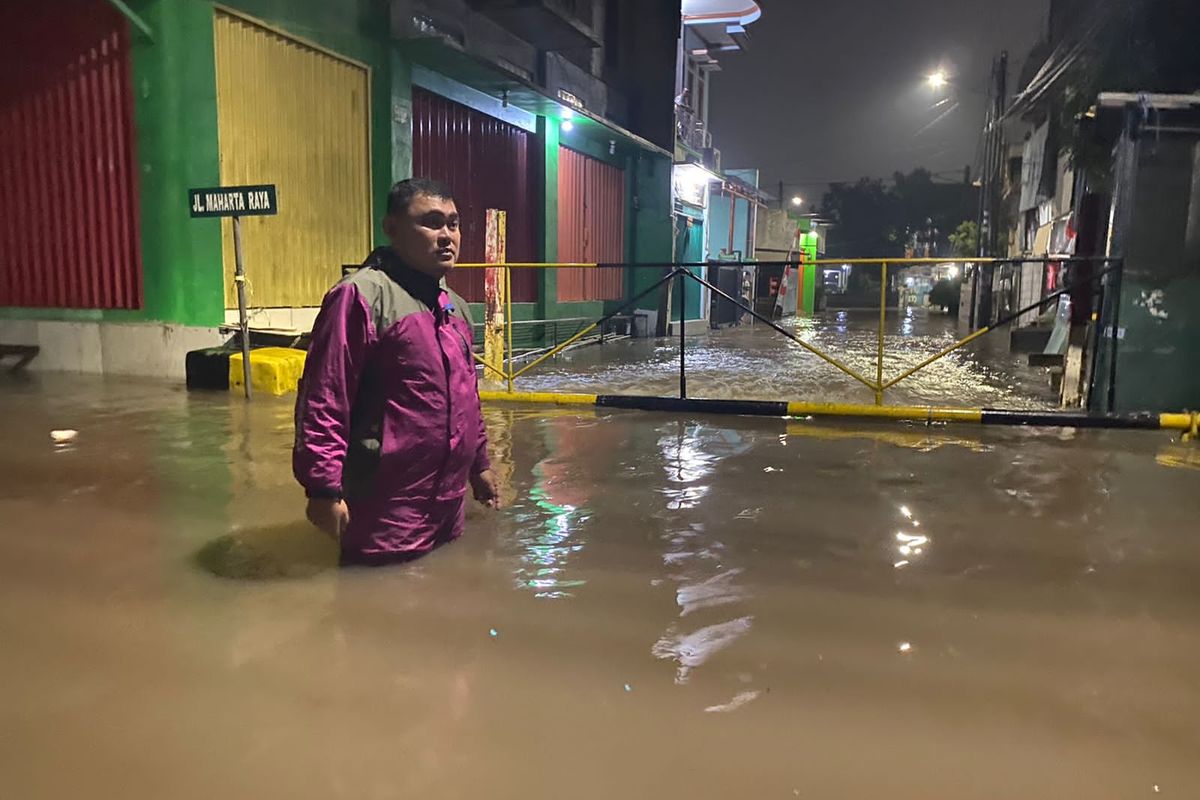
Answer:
[799,231,819,316]
[128,0,223,327]
[629,153,674,315]
[0,0,399,329]
[1,1,675,343]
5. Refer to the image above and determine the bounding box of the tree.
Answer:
[1030,0,1200,183]
[929,279,961,313]
[819,178,901,259]
[819,169,979,291]
[948,221,979,257]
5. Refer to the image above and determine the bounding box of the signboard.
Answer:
[557,89,584,111]
[187,183,278,400]
[189,184,277,218]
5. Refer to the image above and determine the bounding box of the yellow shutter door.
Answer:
[213,11,371,309]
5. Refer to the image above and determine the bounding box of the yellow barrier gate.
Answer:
[456,257,1198,435]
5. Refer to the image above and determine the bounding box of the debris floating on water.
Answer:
[50,430,78,444]
[704,690,760,713]
[624,683,632,692]
[898,642,913,654]
[489,628,498,638]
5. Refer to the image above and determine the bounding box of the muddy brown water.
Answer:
[2,320,1199,798]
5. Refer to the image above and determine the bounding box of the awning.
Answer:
[1019,123,1050,212]
[1032,222,1052,256]
[403,39,672,160]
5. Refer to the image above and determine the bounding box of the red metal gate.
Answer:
[412,88,538,303]
[557,147,625,302]
[0,0,142,310]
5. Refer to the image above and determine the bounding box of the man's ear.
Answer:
[382,213,398,241]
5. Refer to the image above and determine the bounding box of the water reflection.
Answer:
[652,422,755,685]
[515,467,587,599]
[517,308,1055,409]
[507,415,602,599]
[6,376,1200,797]
[652,616,754,684]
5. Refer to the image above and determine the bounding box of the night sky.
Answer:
[709,0,1049,203]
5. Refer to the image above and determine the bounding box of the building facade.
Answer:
[0,0,681,375]
[667,0,763,329]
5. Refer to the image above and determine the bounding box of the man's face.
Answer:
[384,194,461,279]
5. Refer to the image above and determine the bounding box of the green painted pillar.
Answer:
[128,0,223,327]
[800,231,819,315]
[384,47,412,245]
[538,116,560,322]
[631,153,673,313]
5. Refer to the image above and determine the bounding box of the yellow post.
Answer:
[505,262,514,393]
[875,261,887,405]
[482,210,508,388]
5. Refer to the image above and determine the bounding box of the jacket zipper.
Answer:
[432,309,455,492]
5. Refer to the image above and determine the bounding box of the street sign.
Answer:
[188,183,278,400]
[189,184,277,218]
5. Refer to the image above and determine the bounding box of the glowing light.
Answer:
[947,265,960,279]
[927,70,948,90]
[561,120,575,132]
[791,195,803,206]
[900,505,912,518]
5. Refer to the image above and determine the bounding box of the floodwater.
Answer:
[3,368,1200,799]
[518,308,1058,408]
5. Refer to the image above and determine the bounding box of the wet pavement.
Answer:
[3,365,1200,799]
[517,308,1059,408]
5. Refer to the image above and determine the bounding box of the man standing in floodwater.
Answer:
[294,178,499,565]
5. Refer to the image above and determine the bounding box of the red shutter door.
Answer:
[557,147,625,302]
[0,0,142,310]
[411,88,538,303]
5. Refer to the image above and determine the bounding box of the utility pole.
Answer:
[972,51,1007,329]
[990,51,1008,257]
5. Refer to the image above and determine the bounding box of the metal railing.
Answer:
[457,257,1125,410]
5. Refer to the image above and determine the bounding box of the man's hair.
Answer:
[386,178,455,216]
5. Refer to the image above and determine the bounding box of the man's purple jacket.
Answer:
[293,248,490,562]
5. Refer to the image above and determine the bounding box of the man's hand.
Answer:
[306,497,350,539]
[470,469,501,509]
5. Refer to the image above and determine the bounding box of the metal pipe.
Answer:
[510,269,678,381]
[505,264,514,393]
[478,391,1198,432]
[881,328,992,390]
[1107,262,1122,413]
[679,270,687,399]
[471,351,509,381]
[1085,281,1106,403]
[687,271,876,390]
[105,0,153,40]
[232,216,252,400]
[875,262,887,405]
[881,262,1123,391]
[727,191,737,256]
[455,257,1121,269]
[507,332,630,364]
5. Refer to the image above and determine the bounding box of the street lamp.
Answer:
[790,195,803,207]
[927,70,948,90]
